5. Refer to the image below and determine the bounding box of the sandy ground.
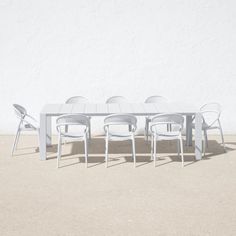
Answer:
[0,134,236,236]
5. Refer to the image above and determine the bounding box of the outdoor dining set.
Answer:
[11,96,225,168]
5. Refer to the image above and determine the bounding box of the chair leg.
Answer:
[57,136,62,168]
[132,135,136,168]
[11,129,20,156]
[88,121,92,140]
[128,125,132,132]
[203,134,206,157]
[218,121,225,151]
[179,137,184,167]
[63,126,69,145]
[204,130,208,148]
[37,129,40,151]
[154,136,157,167]
[105,134,109,168]
[167,124,172,132]
[145,119,149,141]
[84,135,88,168]
[177,139,180,157]
[151,134,154,160]
[63,126,68,145]
[15,129,21,150]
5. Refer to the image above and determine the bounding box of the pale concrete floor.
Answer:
[0,135,236,236]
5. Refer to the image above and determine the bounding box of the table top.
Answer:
[41,102,199,116]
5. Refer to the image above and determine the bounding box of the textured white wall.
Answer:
[0,0,236,134]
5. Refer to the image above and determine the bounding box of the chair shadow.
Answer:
[54,137,233,168]
[58,161,80,169]
[43,136,234,168]
[16,146,38,151]
[13,151,39,157]
[12,147,40,157]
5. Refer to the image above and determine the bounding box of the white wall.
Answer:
[0,0,236,134]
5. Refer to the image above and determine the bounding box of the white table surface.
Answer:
[41,102,198,115]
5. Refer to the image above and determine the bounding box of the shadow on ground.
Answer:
[42,136,235,168]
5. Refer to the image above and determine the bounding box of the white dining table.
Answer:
[39,102,202,161]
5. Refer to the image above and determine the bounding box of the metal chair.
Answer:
[12,104,39,156]
[56,114,90,168]
[104,114,137,168]
[144,96,168,141]
[106,96,127,104]
[150,113,184,167]
[192,103,225,155]
[66,96,91,139]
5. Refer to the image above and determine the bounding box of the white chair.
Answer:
[12,104,39,156]
[56,114,90,168]
[66,96,91,139]
[144,96,168,141]
[66,96,89,104]
[192,103,225,156]
[106,96,127,104]
[106,96,132,132]
[104,114,137,168]
[150,113,184,167]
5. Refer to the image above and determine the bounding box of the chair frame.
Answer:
[65,96,91,139]
[56,114,90,168]
[106,96,132,131]
[104,114,137,168]
[12,104,39,156]
[199,103,225,155]
[144,96,168,141]
[150,113,184,167]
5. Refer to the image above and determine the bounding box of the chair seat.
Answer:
[108,131,133,140]
[61,132,86,139]
[152,131,181,140]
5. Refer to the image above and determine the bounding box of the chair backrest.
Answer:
[145,95,167,104]
[150,113,184,134]
[200,103,221,126]
[66,96,89,104]
[56,114,90,134]
[200,103,221,113]
[13,104,27,119]
[104,114,137,131]
[106,96,127,104]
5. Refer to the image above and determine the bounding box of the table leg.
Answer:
[46,116,52,146]
[195,112,202,160]
[40,114,47,161]
[186,115,193,146]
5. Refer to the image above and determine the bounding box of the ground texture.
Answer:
[0,135,236,236]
